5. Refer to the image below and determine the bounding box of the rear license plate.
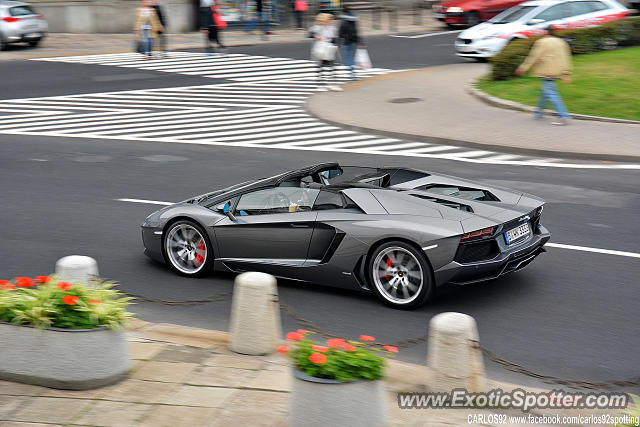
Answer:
[505,222,530,244]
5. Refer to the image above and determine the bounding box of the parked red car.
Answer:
[433,0,529,27]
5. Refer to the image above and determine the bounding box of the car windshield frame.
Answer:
[489,5,539,24]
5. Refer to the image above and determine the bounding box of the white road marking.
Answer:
[390,29,463,39]
[546,243,640,259]
[2,52,633,170]
[116,198,174,206]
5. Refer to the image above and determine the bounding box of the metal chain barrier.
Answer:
[471,340,640,390]
[123,291,232,306]
[122,292,638,390]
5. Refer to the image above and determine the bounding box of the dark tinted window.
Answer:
[567,1,597,16]
[313,190,344,210]
[588,1,608,11]
[235,187,319,215]
[10,6,36,16]
[533,4,568,21]
[490,5,537,23]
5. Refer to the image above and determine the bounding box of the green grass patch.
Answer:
[477,47,640,121]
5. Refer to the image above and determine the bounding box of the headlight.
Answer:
[447,7,464,12]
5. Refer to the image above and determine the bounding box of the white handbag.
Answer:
[313,40,338,61]
[355,48,372,69]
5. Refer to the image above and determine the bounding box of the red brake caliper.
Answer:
[385,257,393,281]
[195,239,205,265]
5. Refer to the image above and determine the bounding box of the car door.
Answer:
[213,185,320,266]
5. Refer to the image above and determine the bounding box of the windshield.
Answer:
[489,5,537,23]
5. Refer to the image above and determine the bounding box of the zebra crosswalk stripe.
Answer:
[0,52,633,170]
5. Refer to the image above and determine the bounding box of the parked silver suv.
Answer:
[0,1,47,50]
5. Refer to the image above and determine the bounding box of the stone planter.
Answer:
[289,369,386,427]
[0,322,130,390]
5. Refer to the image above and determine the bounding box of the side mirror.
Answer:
[216,202,237,221]
[526,18,544,25]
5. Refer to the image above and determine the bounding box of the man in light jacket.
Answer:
[515,25,572,125]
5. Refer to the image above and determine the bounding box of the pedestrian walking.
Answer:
[310,13,341,91]
[338,5,362,80]
[244,0,272,39]
[134,0,164,58]
[293,0,307,29]
[515,25,572,125]
[151,0,167,56]
[200,0,226,55]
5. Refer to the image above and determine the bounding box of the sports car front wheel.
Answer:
[163,220,213,276]
[367,241,434,309]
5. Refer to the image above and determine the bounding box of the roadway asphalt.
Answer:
[1,32,638,390]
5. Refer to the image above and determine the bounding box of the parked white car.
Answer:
[0,0,48,50]
[455,0,629,59]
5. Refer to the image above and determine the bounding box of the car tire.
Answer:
[163,219,214,277]
[367,241,434,309]
[465,11,479,27]
[446,23,457,29]
[28,39,40,48]
[0,34,8,51]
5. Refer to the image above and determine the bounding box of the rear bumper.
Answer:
[434,225,550,285]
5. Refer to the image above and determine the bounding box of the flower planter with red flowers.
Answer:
[280,331,397,427]
[0,276,133,390]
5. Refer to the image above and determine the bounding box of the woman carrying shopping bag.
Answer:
[200,0,226,55]
[134,0,164,58]
[310,13,341,91]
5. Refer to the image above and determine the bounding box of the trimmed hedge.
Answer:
[488,17,640,80]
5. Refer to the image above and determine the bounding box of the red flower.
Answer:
[62,295,79,305]
[89,299,101,304]
[309,353,327,364]
[57,282,72,291]
[359,335,375,342]
[36,276,51,283]
[1,283,16,290]
[286,332,304,342]
[277,345,290,355]
[0,280,9,286]
[326,338,346,348]
[343,344,356,352]
[311,345,328,353]
[15,277,36,287]
[384,345,399,353]
[297,329,309,335]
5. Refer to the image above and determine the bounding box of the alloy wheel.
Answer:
[165,223,208,274]
[372,246,424,304]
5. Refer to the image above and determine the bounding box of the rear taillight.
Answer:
[460,227,494,242]
[2,17,20,23]
[36,14,44,19]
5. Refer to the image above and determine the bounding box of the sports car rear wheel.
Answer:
[164,220,212,276]
[368,241,433,309]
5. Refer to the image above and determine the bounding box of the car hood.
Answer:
[460,21,525,38]
[437,0,477,8]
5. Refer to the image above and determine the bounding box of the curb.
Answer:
[304,73,640,164]
[467,82,640,125]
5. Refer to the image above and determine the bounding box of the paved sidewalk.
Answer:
[0,319,626,427]
[306,64,640,162]
[0,12,440,61]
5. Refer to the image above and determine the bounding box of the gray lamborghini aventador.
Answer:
[141,163,550,309]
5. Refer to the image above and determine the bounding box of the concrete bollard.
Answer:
[229,272,282,356]
[55,255,99,288]
[427,312,487,392]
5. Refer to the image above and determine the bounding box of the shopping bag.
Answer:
[312,40,337,61]
[212,8,227,29]
[134,39,144,54]
[355,48,372,69]
[294,0,308,11]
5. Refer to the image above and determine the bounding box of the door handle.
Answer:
[290,223,310,228]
